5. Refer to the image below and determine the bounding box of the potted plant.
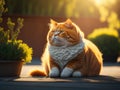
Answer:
[87,28,120,62]
[0,0,33,77]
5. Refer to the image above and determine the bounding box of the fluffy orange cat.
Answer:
[31,19,103,77]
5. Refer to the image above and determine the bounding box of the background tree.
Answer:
[5,0,99,17]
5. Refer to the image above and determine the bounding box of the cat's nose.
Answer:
[54,35,59,39]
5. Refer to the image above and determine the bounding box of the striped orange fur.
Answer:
[30,19,103,77]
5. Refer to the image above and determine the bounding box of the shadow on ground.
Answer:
[0,58,120,90]
[0,75,120,90]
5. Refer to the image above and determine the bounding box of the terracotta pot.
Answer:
[0,61,23,77]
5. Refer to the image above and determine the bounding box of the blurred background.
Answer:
[1,0,120,62]
[5,0,120,18]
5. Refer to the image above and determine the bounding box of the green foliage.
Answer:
[0,0,33,63]
[88,28,119,38]
[107,12,120,29]
[88,28,120,62]
[7,18,24,41]
[0,0,7,17]
[0,40,32,63]
[95,0,120,32]
[0,28,9,43]
[0,21,32,63]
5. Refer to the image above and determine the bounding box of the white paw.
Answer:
[61,67,73,78]
[72,71,82,77]
[49,67,60,77]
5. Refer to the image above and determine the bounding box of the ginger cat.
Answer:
[31,19,103,77]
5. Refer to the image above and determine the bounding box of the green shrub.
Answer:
[0,40,32,63]
[0,0,33,63]
[0,18,33,63]
[87,28,120,62]
[0,19,33,63]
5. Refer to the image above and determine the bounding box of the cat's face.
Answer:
[47,19,83,47]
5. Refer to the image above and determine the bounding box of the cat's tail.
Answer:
[30,70,46,76]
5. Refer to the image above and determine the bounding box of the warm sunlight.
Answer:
[95,0,103,5]
[93,0,117,6]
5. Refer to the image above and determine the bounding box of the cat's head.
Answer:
[47,19,84,47]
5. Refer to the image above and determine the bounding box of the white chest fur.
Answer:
[49,41,85,69]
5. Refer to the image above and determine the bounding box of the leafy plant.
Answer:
[87,28,120,62]
[0,0,33,63]
[0,40,32,63]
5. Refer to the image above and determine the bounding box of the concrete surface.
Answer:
[0,58,120,90]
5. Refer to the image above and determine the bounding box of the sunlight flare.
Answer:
[94,0,117,6]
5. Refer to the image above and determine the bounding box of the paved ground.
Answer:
[0,58,120,90]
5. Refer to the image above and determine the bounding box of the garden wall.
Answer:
[2,16,107,58]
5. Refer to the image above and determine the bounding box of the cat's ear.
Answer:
[65,19,73,29]
[49,19,58,29]
[50,19,58,26]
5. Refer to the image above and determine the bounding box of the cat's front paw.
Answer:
[60,67,73,78]
[72,71,82,77]
[49,67,60,77]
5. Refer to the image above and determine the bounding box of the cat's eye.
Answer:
[60,30,64,34]
[54,30,64,34]
[57,30,63,33]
